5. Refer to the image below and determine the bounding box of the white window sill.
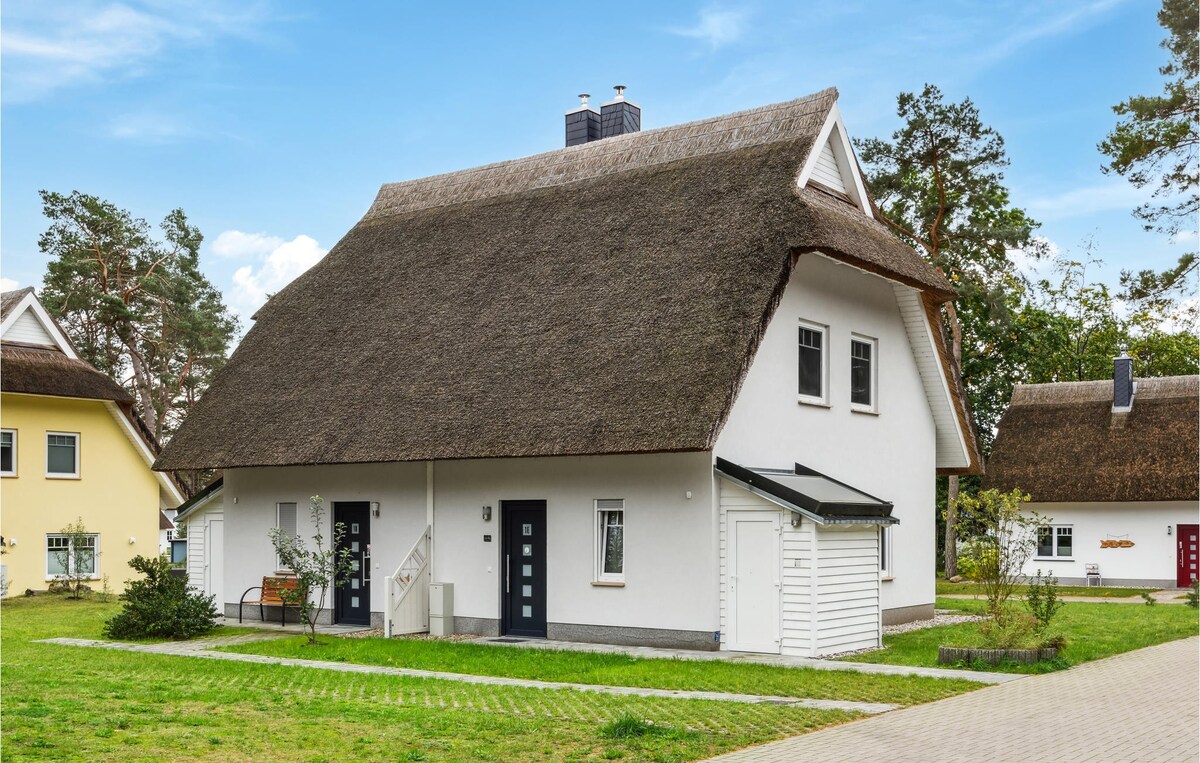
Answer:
[1,473,15,478]
[881,575,895,582]
[797,397,831,408]
[591,580,625,588]
[46,474,81,480]
[851,406,879,416]
[45,575,101,582]
[1033,558,1074,562]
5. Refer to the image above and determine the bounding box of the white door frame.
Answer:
[204,515,224,605]
[726,510,782,653]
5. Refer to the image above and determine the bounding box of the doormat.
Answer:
[490,638,528,643]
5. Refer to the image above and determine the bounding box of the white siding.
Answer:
[810,139,847,194]
[182,495,223,597]
[816,525,880,654]
[3,309,54,346]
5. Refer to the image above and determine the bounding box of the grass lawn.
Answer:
[935,579,1150,598]
[219,635,980,707]
[842,597,1200,674]
[0,595,970,762]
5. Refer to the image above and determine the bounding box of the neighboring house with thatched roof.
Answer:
[155,87,980,656]
[986,358,1199,588]
[0,288,185,596]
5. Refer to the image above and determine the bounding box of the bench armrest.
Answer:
[239,586,264,605]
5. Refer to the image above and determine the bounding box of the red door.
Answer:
[1178,525,1199,588]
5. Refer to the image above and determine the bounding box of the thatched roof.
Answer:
[1,344,133,403]
[1,287,33,321]
[984,376,1199,503]
[156,89,959,471]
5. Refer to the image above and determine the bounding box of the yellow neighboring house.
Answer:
[0,288,184,596]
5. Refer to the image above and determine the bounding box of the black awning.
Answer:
[714,458,897,525]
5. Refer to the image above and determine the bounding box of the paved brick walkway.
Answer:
[38,637,897,714]
[707,636,1200,762]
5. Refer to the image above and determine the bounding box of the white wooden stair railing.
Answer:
[384,525,431,637]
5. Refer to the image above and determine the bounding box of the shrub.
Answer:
[978,611,1038,649]
[1187,580,1199,609]
[955,488,1045,621]
[268,495,355,646]
[103,555,219,640]
[1025,569,1063,633]
[1139,591,1157,606]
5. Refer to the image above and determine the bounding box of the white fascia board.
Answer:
[0,293,78,359]
[795,103,873,218]
[102,401,185,506]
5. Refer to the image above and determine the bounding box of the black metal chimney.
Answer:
[1113,351,1134,411]
[565,93,601,147]
[600,85,640,139]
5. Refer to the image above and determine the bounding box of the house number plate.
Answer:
[522,523,532,536]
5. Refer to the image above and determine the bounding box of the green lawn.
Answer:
[936,579,1151,598]
[0,595,969,762]
[843,598,1199,674]
[219,634,980,707]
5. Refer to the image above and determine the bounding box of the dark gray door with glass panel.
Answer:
[333,502,371,626]
[501,501,547,637]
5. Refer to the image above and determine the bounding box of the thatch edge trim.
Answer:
[922,293,983,475]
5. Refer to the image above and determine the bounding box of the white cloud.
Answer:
[1008,236,1061,280]
[212,230,285,259]
[1024,181,1149,221]
[971,0,1128,69]
[1170,229,1198,245]
[227,232,325,318]
[1,1,271,102]
[107,109,196,143]
[667,6,748,49]
[0,278,20,292]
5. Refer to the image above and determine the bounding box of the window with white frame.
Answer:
[880,525,893,578]
[797,321,827,403]
[1037,525,1073,559]
[1,429,15,476]
[850,335,877,410]
[276,502,298,572]
[595,499,625,582]
[46,432,79,477]
[46,533,98,577]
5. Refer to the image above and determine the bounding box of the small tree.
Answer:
[1025,569,1063,634]
[50,517,97,599]
[267,495,354,645]
[954,488,1045,623]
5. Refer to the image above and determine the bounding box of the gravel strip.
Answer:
[822,613,987,660]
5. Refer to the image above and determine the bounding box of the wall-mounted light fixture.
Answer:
[1168,526,1173,536]
[371,501,381,518]
[7,537,16,547]
[128,536,137,545]
[482,505,492,522]
[790,515,802,528]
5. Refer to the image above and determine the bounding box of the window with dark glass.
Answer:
[596,499,625,582]
[798,325,824,399]
[851,338,873,407]
[1037,525,1073,558]
[1,430,15,475]
[46,433,78,476]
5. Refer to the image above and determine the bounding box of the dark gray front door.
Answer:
[501,501,547,637]
[334,502,370,625]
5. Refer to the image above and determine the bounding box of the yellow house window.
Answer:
[1,430,15,476]
[46,432,79,478]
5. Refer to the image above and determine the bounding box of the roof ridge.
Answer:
[364,88,838,221]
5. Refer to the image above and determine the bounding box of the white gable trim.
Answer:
[795,103,873,218]
[0,292,78,359]
[891,284,971,470]
[102,401,185,507]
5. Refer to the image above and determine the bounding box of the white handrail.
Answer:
[384,525,431,637]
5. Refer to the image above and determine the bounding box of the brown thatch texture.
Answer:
[1,345,133,403]
[984,376,1199,502]
[157,90,956,470]
[1,287,33,320]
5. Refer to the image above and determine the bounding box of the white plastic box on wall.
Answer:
[430,582,454,636]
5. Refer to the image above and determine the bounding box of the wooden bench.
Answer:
[239,576,304,625]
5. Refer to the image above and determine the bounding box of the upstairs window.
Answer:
[850,336,876,411]
[798,321,827,404]
[1,430,15,476]
[46,432,79,478]
[595,499,625,583]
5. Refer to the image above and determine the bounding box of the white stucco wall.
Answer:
[221,452,717,635]
[1022,501,1200,586]
[714,253,937,617]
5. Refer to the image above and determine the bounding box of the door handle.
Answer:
[506,554,510,594]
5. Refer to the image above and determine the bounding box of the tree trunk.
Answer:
[944,475,959,578]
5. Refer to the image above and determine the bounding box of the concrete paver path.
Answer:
[38,636,897,714]
[707,636,1200,762]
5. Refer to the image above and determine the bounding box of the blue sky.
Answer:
[2,0,1190,325]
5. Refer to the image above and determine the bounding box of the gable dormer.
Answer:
[0,288,77,356]
[796,104,872,217]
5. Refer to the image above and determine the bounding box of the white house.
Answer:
[155,87,980,656]
[171,476,224,600]
[986,360,1198,588]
